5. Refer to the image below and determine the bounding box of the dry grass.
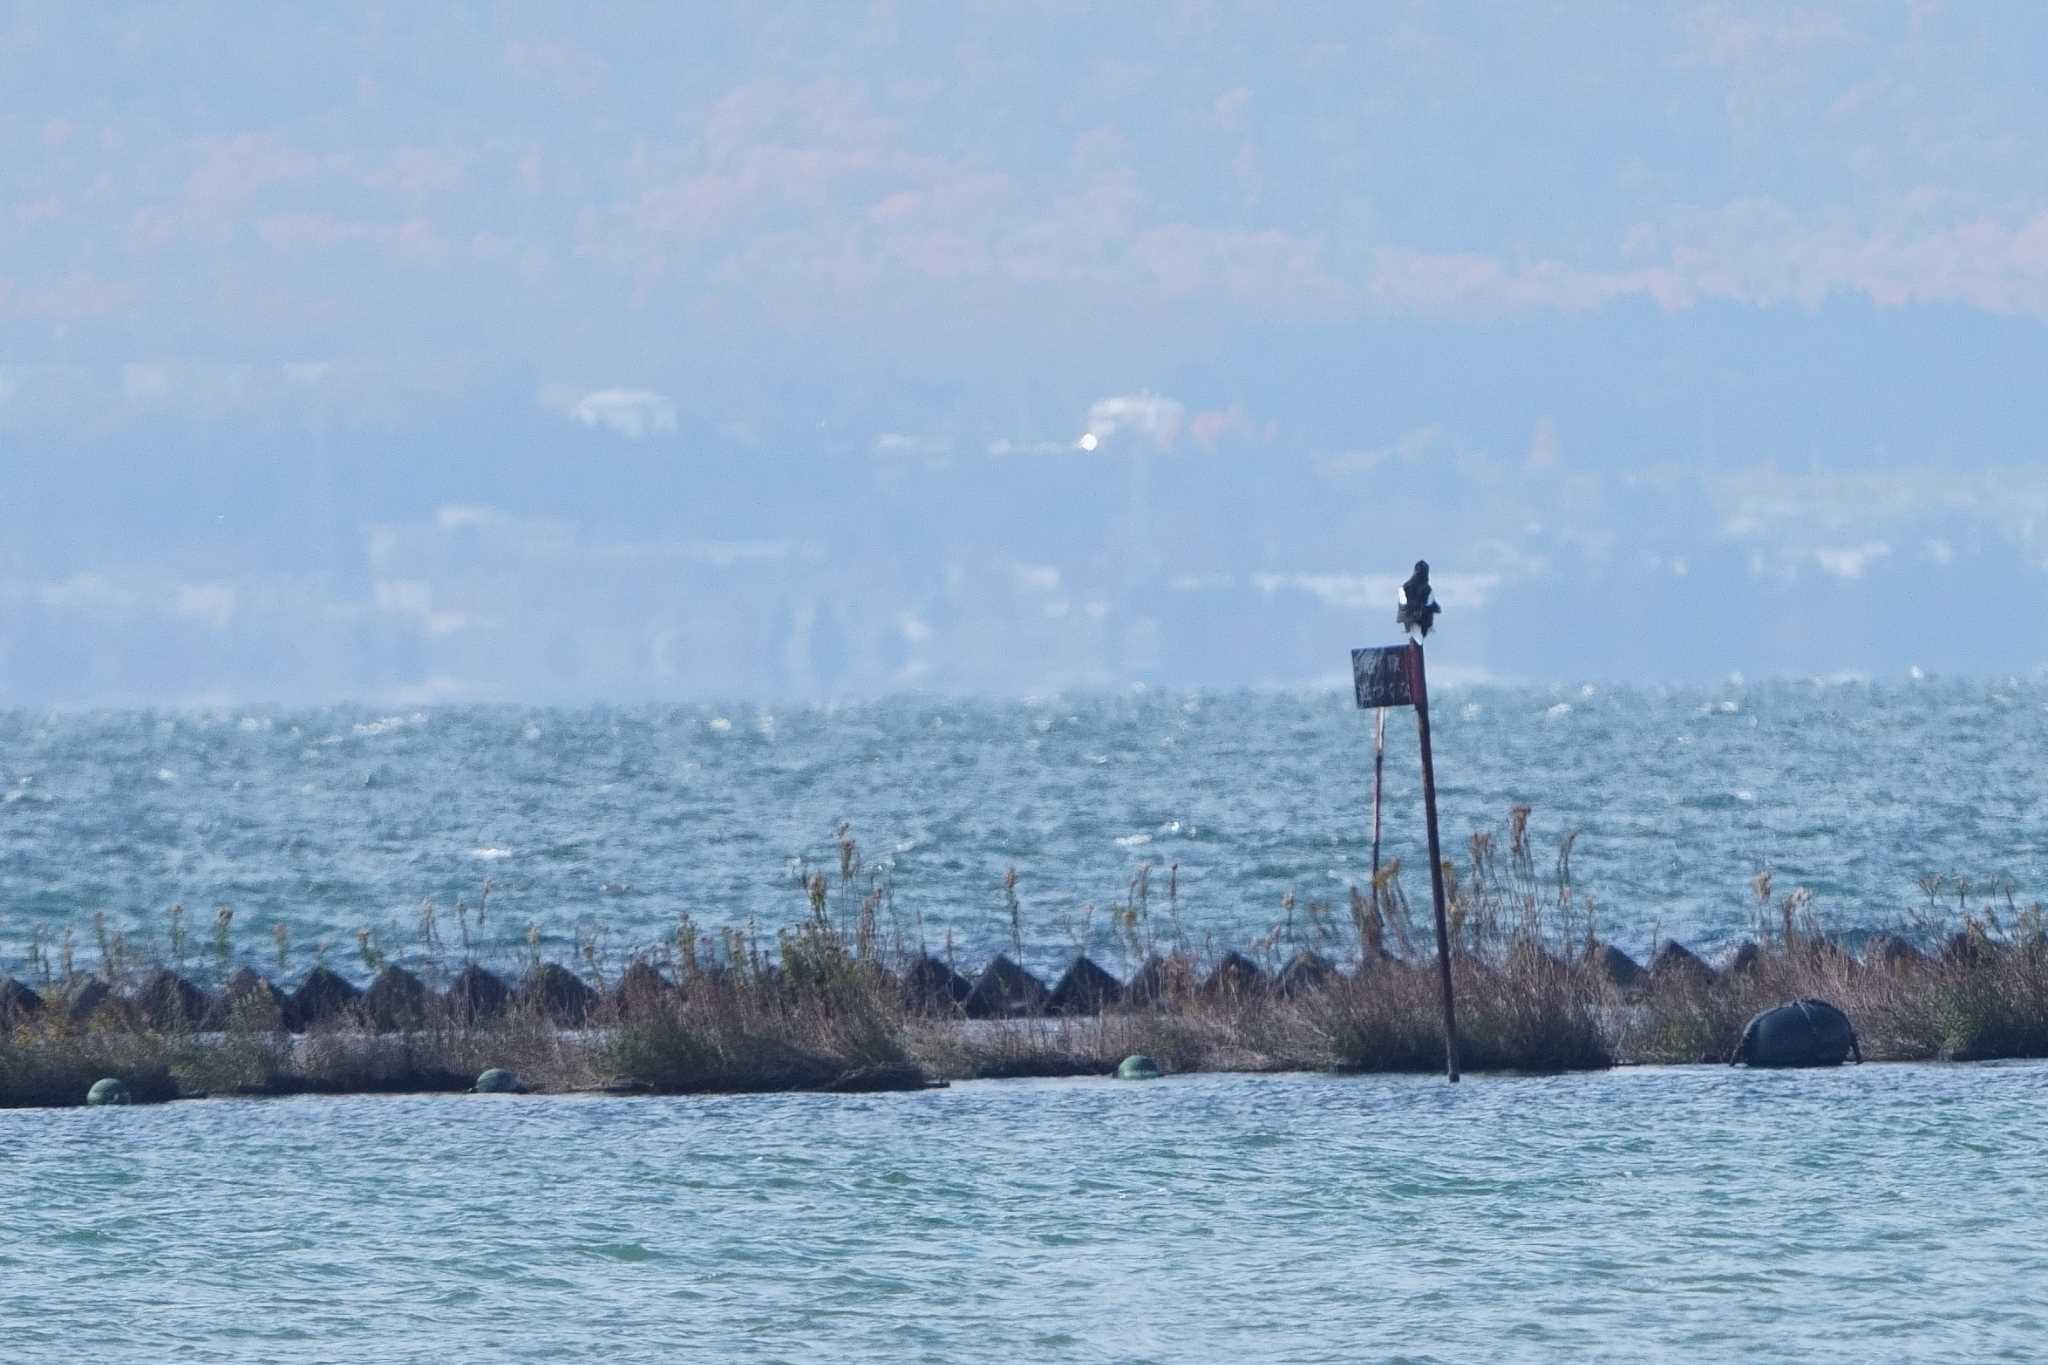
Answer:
[0,1018,180,1108]
[913,992,1326,1081]
[1611,932,2048,1065]
[602,924,922,1094]
[1315,952,1612,1073]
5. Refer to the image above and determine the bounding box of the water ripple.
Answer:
[4,683,2044,974]
[16,1069,2032,1359]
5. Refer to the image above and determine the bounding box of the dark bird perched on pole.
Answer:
[1397,560,1441,637]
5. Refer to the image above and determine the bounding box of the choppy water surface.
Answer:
[3,1064,2045,1362]
[1,678,2045,977]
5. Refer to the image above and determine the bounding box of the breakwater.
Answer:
[7,912,2048,1107]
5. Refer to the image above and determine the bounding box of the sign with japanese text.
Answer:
[1351,646,1414,710]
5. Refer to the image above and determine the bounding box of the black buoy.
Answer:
[1731,999,1861,1068]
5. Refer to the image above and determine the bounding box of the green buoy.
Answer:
[1116,1054,1162,1081]
[86,1078,131,1106]
[474,1068,522,1094]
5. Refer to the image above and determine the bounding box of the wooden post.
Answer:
[1406,640,1461,1083]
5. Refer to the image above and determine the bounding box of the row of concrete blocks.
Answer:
[0,948,1334,1034]
[0,962,607,1035]
[909,931,1984,1011]
[1597,930,1977,992]
[0,932,1970,1035]
[910,931,1978,1014]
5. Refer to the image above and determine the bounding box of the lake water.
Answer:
[4,1062,2044,1362]
[2,678,2043,982]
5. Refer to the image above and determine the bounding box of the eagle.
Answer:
[1396,559,1441,638]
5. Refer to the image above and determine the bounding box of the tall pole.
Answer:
[1370,707,1386,882]
[1407,640,1461,1083]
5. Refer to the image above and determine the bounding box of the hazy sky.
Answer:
[5,1,2048,704]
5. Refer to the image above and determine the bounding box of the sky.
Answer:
[4,0,2048,704]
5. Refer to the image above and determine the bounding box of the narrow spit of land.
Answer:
[4,846,2041,1108]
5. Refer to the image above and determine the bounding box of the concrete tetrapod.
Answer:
[1116,1054,1162,1081]
[962,954,1049,1019]
[132,969,214,1032]
[0,977,43,1027]
[1045,956,1123,1015]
